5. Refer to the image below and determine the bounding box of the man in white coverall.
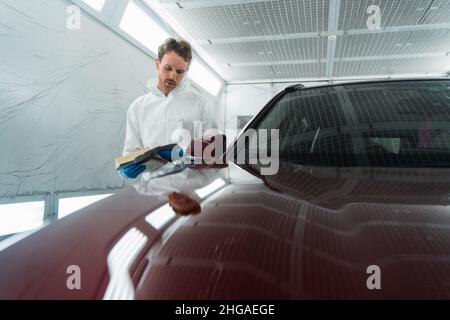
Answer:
[120,38,217,179]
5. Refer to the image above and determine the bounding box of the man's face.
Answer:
[156,50,189,95]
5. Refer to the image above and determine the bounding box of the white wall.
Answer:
[0,0,221,198]
[224,84,272,143]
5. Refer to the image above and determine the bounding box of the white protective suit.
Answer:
[123,78,217,156]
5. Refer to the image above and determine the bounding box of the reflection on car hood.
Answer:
[135,162,450,299]
[1,162,450,299]
[263,161,450,208]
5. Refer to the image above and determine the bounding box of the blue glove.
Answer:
[158,147,184,162]
[119,163,145,179]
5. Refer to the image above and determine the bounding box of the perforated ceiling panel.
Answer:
[200,37,328,64]
[163,0,329,39]
[229,63,326,80]
[336,30,450,58]
[339,0,450,30]
[148,0,450,82]
[334,56,449,77]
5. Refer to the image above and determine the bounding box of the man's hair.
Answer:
[158,38,192,65]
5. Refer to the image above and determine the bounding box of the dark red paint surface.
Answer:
[1,162,450,299]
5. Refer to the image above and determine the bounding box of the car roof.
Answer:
[285,77,450,92]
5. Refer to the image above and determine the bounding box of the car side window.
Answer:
[250,80,450,168]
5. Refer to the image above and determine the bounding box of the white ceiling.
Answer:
[146,0,450,83]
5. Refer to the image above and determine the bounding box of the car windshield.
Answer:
[239,80,450,169]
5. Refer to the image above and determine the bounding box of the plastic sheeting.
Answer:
[0,0,155,197]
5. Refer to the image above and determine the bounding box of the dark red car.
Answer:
[1,79,450,299]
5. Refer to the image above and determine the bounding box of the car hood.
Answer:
[1,162,450,299]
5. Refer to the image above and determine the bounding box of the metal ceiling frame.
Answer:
[326,0,340,78]
[157,0,275,10]
[226,73,446,85]
[229,52,448,67]
[196,23,450,44]
[197,32,324,45]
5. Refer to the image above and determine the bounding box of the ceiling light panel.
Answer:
[336,30,450,58]
[334,60,395,77]
[417,0,450,24]
[387,56,450,74]
[334,56,450,77]
[338,0,450,30]
[200,37,328,65]
[165,0,329,40]
[229,63,326,80]
[407,29,450,52]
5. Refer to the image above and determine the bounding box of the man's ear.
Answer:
[155,59,160,70]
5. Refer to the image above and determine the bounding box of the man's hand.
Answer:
[119,163,145,179]
[157,146,184,162]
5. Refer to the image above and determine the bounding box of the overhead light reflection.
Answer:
[195,178,226,199]
[145,204,176,230]
[103,228,148,300]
